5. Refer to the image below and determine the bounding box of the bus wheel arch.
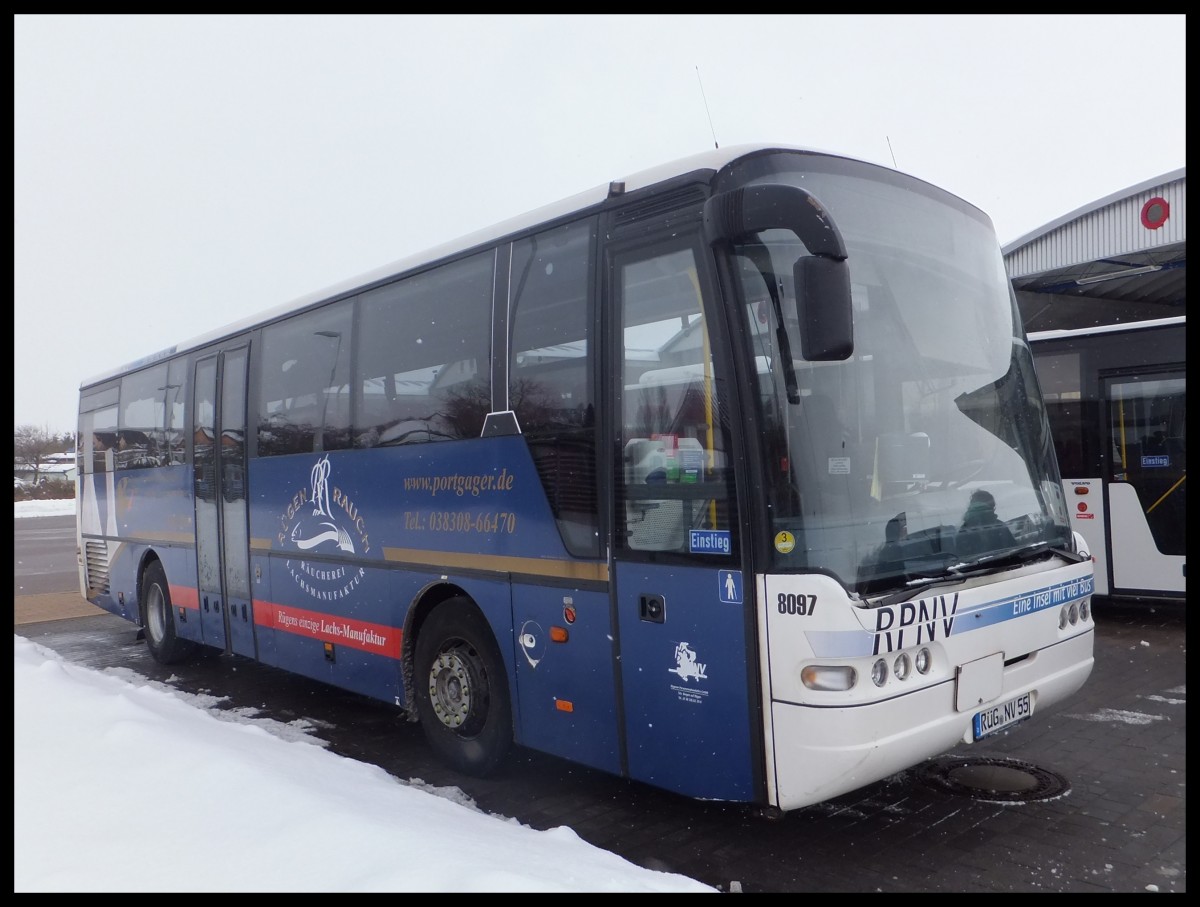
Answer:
[138,557,198,665]
[400,582,465,719]
[411,593,513,776]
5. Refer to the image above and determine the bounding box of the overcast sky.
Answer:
[14,14,1186,435]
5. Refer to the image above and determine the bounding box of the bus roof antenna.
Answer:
[886,136,898,169]
[696,66,719,149]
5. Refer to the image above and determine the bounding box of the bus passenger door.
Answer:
[193,346,255,656]
[1104,370,1186,595]
[608,237,758,804]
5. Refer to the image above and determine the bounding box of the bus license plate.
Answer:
[973,692,1033,741]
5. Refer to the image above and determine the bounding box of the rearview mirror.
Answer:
[794,255,853,361]
[704,184,853,361]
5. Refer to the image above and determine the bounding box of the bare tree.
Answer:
[13,424,66,485]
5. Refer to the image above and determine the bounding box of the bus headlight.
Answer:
[915,647,932,675]
[870,658,888,687]
[801,665,856,691]
[1080,598,1091,622]
[893,652,911,681]
[1060,602,1081,628]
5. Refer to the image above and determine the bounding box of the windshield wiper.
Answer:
[767,278,800,404]
[870,542,1061,609]
[872,574,966,609]
[948,541,1054,576]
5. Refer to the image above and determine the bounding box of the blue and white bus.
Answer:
[76,144,1095,814]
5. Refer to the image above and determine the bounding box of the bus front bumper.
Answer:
[766,629,1094,812]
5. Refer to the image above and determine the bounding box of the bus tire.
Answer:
[414,599,512,776]
[141,560,197,665]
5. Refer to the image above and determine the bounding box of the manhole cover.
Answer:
[918,756,1070,804]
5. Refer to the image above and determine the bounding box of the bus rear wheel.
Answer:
[141,561,197,665]
[414,600,512,776]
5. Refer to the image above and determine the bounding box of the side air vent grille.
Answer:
[85,540,110,596]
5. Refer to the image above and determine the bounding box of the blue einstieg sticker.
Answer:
[1141,455,1169,468]
[690,530,731,555]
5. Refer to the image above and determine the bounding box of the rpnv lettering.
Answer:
[872,593,959,655]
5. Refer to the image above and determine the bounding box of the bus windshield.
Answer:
[721,152,1072,596]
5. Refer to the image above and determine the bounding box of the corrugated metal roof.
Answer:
[1003,168,1185,332]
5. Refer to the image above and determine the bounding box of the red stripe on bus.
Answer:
[170,585,200,610]
[252,599,402,659]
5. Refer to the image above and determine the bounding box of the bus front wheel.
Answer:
[140,561,197,665]
[414,600,512,776]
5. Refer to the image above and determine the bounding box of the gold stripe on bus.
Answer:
[383,547,608,582]
[146,531,195,545]
[84,532,194,546]
[247,542,608,582]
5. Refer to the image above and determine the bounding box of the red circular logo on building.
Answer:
[1141,197,1170,230]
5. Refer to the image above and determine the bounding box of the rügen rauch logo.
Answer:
[277,455,370,601]
[669,641,707,681]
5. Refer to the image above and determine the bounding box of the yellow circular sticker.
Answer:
[774,530,796,554]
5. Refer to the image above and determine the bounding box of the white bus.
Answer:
[1029,316,1185,602]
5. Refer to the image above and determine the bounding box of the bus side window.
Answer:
[91,425,117,473]
[510,220,599,557]
[79,385,119,475]
[164,358,188,465]
[257,301,354,457]
[118,363,169,469]
[355,252,493,446]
